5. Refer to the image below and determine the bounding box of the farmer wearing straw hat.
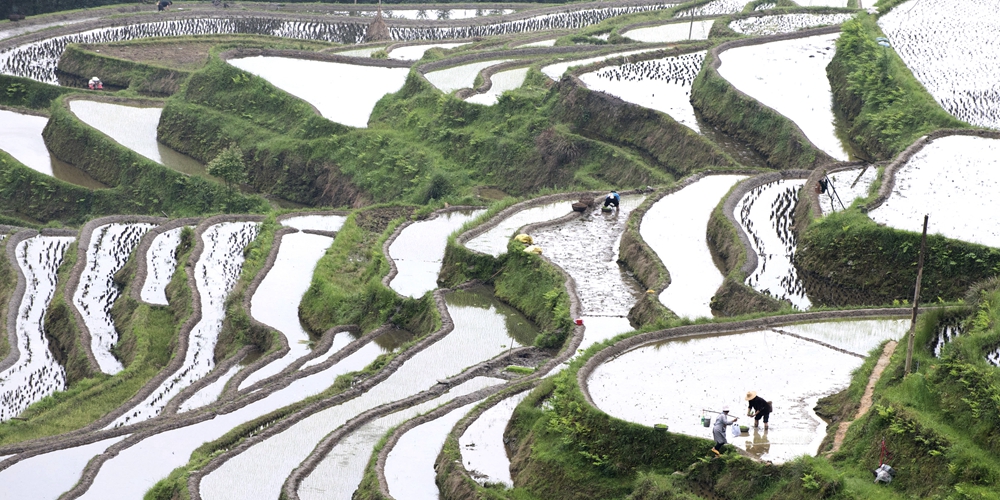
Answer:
[711,406,738,457]
[746,391,771,430]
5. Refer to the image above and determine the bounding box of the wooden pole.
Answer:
[905,214,929,375]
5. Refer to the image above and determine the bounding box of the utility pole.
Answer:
[905,214,929,375]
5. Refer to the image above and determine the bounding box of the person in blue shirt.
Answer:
[603,190,620,209]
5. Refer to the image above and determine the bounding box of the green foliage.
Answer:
[493,239,573,349]
[206,144,248,193]
[370,49,389,59]
[0,75,74,109]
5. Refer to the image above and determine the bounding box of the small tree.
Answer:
[207,145,247,194]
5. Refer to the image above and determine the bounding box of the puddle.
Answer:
[465,201,570,257]
[74,223,158,374]
[818,166,876,215]
[465,67,529,106]
[424,60,513,94]
[228,57,409,129]
[385,399,483,500]
[643,175,747,318]
[200,287,535,500]
[587,321,907,463]
[579,51,706,132]
[280,214,347,233]
[675,0,749,17]
[0,435,126,499]
[107,222,260,428]
[67,100,207,176]
[879,0,1000,128]
[298,377,502,500]
[178,364,241,412]
[776,319,909,356]
[729,13,853,36]
[79,332,383,500]
[140,227,185,305]
[1,236,74,422]
[869,136,1000,247]
[387,209,485,298]
[736,179,809,309]
[0,108,106,188]
[459,390,530,487]
[541,48,661,81]
[718,33,849,161]
[622,20,714,43]
[532,195,646,317]
[239,233,334,390]
[389,42,469,61]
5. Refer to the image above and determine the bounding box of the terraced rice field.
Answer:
[0,108,106,188]
[465,201,569,257]
[387,209,485,298]
[622,19,714,42]
[728,13,853,36]
[389,42,469,60]
[140,227,184,305]
[465,67,530,106]
[818,166,876,215]
[459,390,530,486]
[424,60,513,94]
[541,48,661,81]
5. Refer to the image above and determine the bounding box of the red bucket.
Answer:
[574,319,584,326]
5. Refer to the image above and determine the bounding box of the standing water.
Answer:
[140,227,185,305]
[387,209,485,298]
[465,201,569,257]
[0,236,74,422]
[459,390,531,487]
[0,109,106,189]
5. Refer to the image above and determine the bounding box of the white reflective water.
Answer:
[0,109,53,176]
[389,42,469,61]
[140,227,184,305]
[179,363,241,412]
[623,20,714,43]
[387,210,485,298]
[228,57,409,128]
[541,48,661,81]
[465,202,569,257]
[819,167,876,215]
[425,60,513,94]
[280,214,347,233]
[459,390,530,487]
[465,67,529,106]
[0,435,125,500]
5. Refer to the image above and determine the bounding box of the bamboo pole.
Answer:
[905,214,929,375]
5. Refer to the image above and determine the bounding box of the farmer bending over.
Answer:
[712,406,738,457]
[603,190,620,209]
[746,391,771,430]
[157,0,173,11]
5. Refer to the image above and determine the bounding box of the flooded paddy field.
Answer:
[579,51,706,132]
[735,179,809,309]
[0,435,126,499]
[622,19,714,43]
[228,57,409,128]
[728,13,853,36]
[67,100,207,176]
[465,201,570,257]
[818,166,876,214]
[869,135,1000,247]
[0,108,106,188]
[388,209,484,298]
[541,48,661,81]
[199,285,534,499]
[140,227,184,305]
[643,175,746,318]
[718,32,849,161]
[424,60,512,94]
[879,0,1000,129]
[279,214,347,233]
[388,42,469,61]
[108,221,260,428]
[587,319,910,463]
[299,377,503,500]
[459,390,531,487]
[74,222,157,374]
[0,236,74,422]
[465,67,530,106]
[675,0,749,17]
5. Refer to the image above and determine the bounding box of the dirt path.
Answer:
[829,340,897,454]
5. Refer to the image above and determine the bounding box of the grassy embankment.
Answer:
[0,227,193,445]
[0,238,15,362]
[42,241,96,384]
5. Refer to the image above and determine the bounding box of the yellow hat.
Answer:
[745,391,757,401]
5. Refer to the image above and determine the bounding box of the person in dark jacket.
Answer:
[746,391,771,430]
[157,0,173,11]
[603,190,620,209]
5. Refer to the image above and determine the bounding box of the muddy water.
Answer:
[532,195,646,317]
[108,222,260,428]
[298,377,503,500]
[79,336,384,500]
[869,136,1000,247]
[459,390,530,487]
[644,175,746,318]
[200,287,536,500]
[74,223,157,374]
[0,108,106,188]
[239,233,334,390]
[736,180,809,309]
[425,60,513,94]
[387,209,485,298]
[279,214,347,233]
[465,201,569,257]
[541,48,660,81]
[0,236,74,422]
[0,435,126,500]
[623,20,714,43]
[140,227,185,305]
[66,100,207,176]
[228,57,409,129]
[588,321,908,463]
[718,33,848,161]
[385,398,484,500]
[465,67,529,106]
[389,42,469,61]
[579,51,705,132]
[819,166,876,215]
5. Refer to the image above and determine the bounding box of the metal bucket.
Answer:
[701,417,711,427]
